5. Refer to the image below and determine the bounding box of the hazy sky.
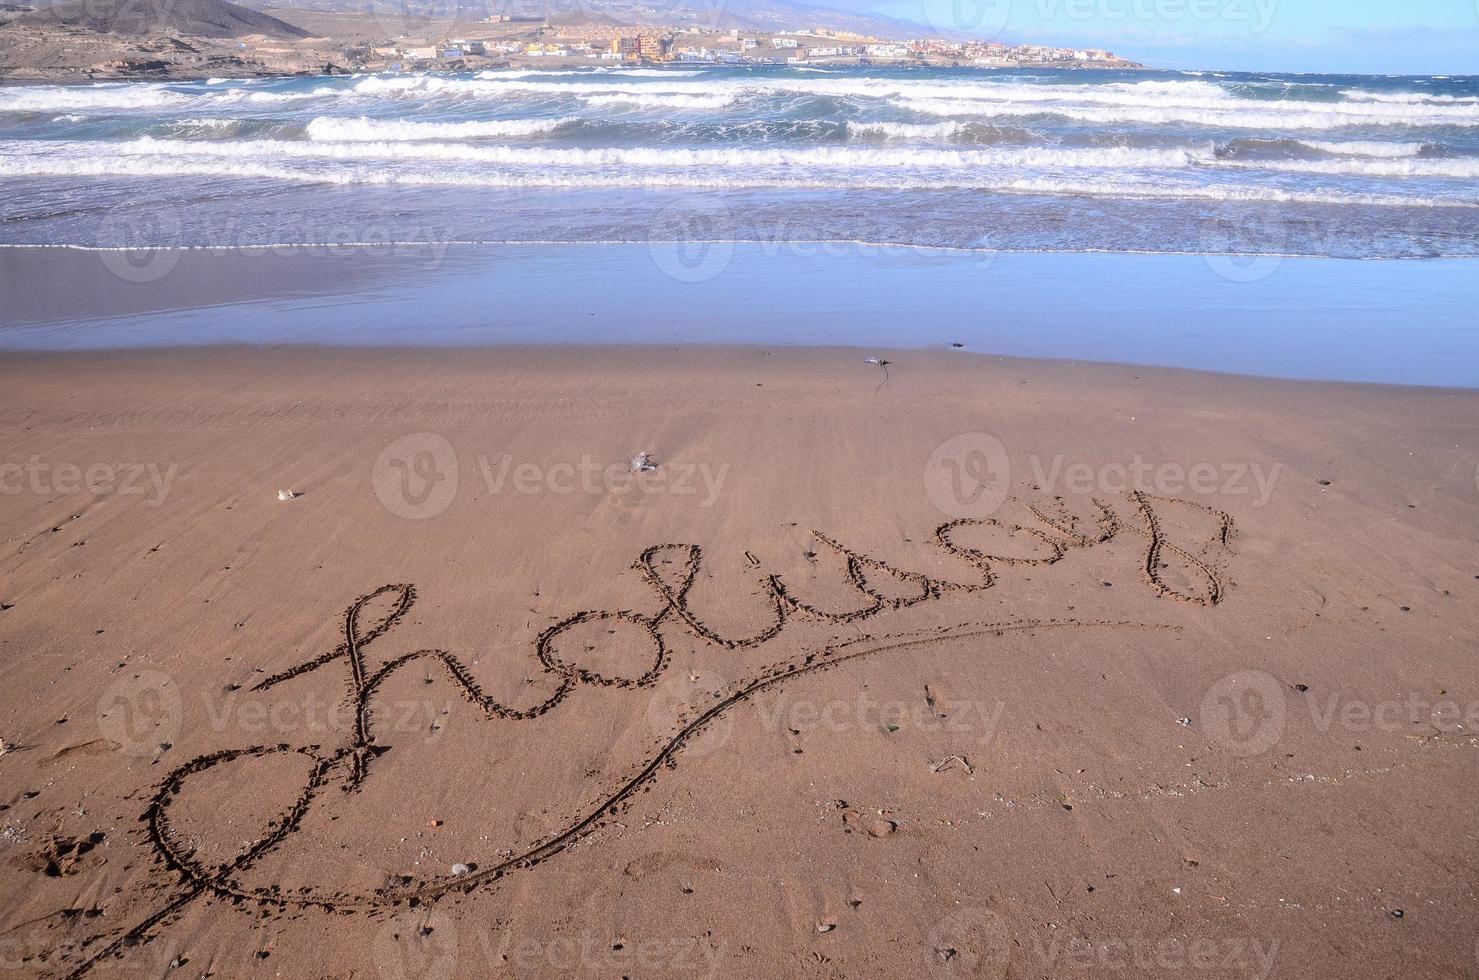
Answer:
[854,0,1479,74]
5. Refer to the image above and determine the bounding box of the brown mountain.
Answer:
[12,0,311,38]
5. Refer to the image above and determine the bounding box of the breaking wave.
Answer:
[305,115,577,140]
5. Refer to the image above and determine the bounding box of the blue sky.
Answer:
[856,0,1479,74]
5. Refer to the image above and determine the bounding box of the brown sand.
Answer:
[0,345,1476,979]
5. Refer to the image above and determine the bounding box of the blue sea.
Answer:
[1,66,1477,255]
[1,66,1477,384]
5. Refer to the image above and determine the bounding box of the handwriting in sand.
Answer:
[56,491,1231,979]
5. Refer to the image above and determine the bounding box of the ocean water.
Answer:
[1,66,1478,257]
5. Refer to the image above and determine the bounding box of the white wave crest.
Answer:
[305,115,576,141]
[1341,89,1479,105]
[580,93,736,109]
[1299,139,1427,158]
[3,150,1469,209]
[900,97,1479,130]
[847,120,970,140]
[97,135,1205,171]
[0,84,193,112]
[1220,156,1479,179]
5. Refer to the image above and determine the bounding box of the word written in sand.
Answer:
[56,491,1232,979]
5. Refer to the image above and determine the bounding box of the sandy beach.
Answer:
[0,344,1475,978]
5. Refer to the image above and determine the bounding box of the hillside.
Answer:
[9,0,310,38]
[235,0,945,42]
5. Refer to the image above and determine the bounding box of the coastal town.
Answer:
[0,0,1139,79]
[354,21,1133,71]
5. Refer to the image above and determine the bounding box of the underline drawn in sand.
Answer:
[55,491,1233,979]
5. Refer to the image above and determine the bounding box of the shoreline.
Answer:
[3,244,1476,388]
[11,241,1479,261]
[6,341,1479,397]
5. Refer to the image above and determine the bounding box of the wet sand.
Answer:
[0,344,1476,978]
[3,245,1478,387]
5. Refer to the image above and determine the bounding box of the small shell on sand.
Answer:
[450,863,471,876]
[277,489,298,501]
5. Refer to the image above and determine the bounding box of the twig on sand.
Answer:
[930,754,974,774]
[864,356,892,394]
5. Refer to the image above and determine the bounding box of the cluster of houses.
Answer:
[357,24,1128,71]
